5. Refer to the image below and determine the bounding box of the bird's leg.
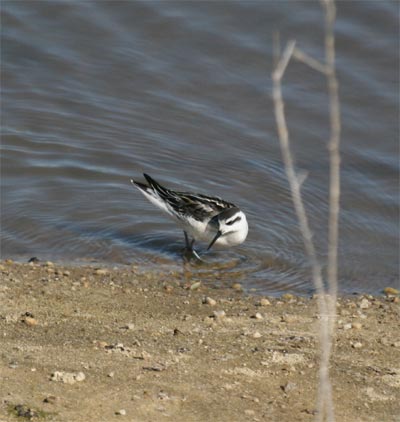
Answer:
[182,231,202,262]
[184,231,191,249]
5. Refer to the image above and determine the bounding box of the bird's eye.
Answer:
[226,216,241,225]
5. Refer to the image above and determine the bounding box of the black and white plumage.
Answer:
[131,174,248,257]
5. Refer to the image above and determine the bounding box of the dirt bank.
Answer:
[0,260,399,421]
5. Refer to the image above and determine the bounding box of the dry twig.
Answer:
[272,1,341,421]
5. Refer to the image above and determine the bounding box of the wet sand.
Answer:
[0,260,399,421]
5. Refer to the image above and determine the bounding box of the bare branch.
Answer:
[272,2,341,421]
[293,47,329,74]
[272,40,296,81]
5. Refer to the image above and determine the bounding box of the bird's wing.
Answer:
[141,174,234,221]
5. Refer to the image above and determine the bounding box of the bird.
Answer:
[130,173,248,260]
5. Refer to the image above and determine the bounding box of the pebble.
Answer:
[352,322,362,330]
[231,283,243,291]
[258,298,271,307]
[50,371,86,384]
[190,281,202,291]
[383,287,399,296]
[22,316,38,326]
[63,271,70,277]
[351,342,363,349]
[253,331,262,338]
[281,314,295,323]
[0,264,5,271]
[253,312,263,320]
[343,323,352,330]
[204,297,217,306]
[281,381,297,393]
[213,310,226,319]
[163,285,173,293]
[359,298,370,309]
[94,268,109,276]
[14,405,37,419]
[244,409,255,416]
[115,409,126,416]
[5,259,13,264]
[43,396,58,404]
[282,293,294,302]
[121,323,135,330]
[108,372,115,378]
[44,261,54,267]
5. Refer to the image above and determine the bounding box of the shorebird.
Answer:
[131,173,248,260]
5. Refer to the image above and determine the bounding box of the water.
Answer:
[1,1,398,295]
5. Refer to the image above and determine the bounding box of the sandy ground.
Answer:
[0,260,399,422]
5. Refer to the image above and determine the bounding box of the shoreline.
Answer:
[0,260,399,421]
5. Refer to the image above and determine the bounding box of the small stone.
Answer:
[140,350,152,360]
[45,261,54,267]
[43,396,58,404]
[108,371,115,378]
[163,285,173,293]
[0,264,5,271]
[204,297,217,306]
[190,281,202,291]
[383,287,399,296]
[253,331,262,339]
[22,316,38,326]
[359,298,370,309]
[75,372,86,382]
[352,322,362,330]
[122,323,135,330]
[281,381,297,393]
[116,409,126,416]
[213,310,226,319]
[259,298,271,306]
[282,293,294,302]
[351,342,362,349]
[63,271,70,277]
[253,312,263,320]
[244,409,255,416]
[281,314,295,323]
[343,323,352,330]
[204,317,216,326]
[232,283,243,291]
[5,259,13,264]
[50,371,85,384]
[94,268,109,276]
[14,405,37,419]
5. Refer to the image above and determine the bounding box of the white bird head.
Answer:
[207,207,248,250]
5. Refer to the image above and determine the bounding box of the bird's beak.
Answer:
[207,230,222,251]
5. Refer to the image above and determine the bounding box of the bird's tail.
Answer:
[130,174,173,216]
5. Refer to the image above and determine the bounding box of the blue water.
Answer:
[1,1,399,294]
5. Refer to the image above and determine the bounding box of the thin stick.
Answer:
[272,0,341,418]
[272,41,334,421]
[319,1,341,419]
[293,47,328,74]
[323,0,341,303]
